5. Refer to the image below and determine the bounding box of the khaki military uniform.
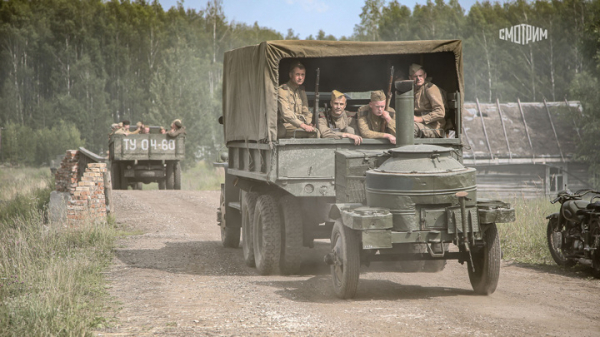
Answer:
[356,105,396,139]
[414,82,445,138]
[277,80,317,138]
[167,126,186,138]
[318,109,355,139]
[114,128,129,135]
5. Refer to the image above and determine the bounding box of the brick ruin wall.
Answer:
[54,150,107,225]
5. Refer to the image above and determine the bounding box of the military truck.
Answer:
[109,129,185,190]
[218,40,515,298]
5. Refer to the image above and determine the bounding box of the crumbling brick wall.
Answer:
[54,150,107,225]
[55,150,79,193]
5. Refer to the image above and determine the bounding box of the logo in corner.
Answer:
[499,24,547,45]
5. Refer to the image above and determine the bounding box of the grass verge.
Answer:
[0,166,118,336]
[497,197,560,265]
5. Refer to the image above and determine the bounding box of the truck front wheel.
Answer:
[253,193,282,275]
[330,221,360,299]
[468,223,501,295]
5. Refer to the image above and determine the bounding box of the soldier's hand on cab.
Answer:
[386,134,396,144]
[345,133,363,145]
[414,115,424,123]
[300,123,315,132]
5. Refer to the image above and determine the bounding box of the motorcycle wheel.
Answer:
[591,220,600,278]
[546,218,576,267]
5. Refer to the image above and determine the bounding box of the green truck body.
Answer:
[109,133,185,190]
[218,40,515,299]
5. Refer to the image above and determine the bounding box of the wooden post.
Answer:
[543,98,565,163]
[517,98,535,159]
[495,99,512,160]
[475,97,494,160]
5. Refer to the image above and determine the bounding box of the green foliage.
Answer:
[0,167,118,336]
[0,0,599,177]
[1,121,84,166]
[0,0,283,165]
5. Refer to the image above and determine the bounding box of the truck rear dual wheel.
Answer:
[166,162,174,189]
[468,223,501,295]
[111,163,121,190]
[253,194,281,275]
[242,191,258,267]
[120,176,129,190]
[165,161,182,190]
[173,161,181,190]
[279,195,304,275]
[330,221,360,299]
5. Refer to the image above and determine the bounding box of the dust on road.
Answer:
[98,190,600,336]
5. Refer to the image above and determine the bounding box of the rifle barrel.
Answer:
[314,68,320,127]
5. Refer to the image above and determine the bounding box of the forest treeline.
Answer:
[0,0,599,174]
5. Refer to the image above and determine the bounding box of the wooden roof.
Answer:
[461,100,582,164]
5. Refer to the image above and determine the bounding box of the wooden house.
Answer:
[461,99,593,199]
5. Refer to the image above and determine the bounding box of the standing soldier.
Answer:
[318,90,362,145]
[409,63,446,138]
[357,90,396,144]
[277,61,318,138]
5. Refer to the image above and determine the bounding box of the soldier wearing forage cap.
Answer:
[277,61,318,138]
[166,119,186,138]
[356,90,396,144]
[409,63,445,138]
[114,120,131,135]
[318,90,362,145]
[129,121,143,135]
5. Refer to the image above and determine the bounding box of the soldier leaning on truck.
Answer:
[357,90,397,144]
[409,63,446,138]
[165,119,186,138]
[114,120,131,135]
[318,90,362,145]
[277,61,318,138]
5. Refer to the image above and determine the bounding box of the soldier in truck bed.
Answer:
[165,119,186,138]
[318,90,362,145]
[277,61,318,138]
[409,63,445,138]
[356,90,396,144]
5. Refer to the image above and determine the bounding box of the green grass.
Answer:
[181,160,223,191]
[0,166,119,336]
[497,197,560,265]
[0,167,51,202]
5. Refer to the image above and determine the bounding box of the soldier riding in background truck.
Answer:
[109,120,185,190]
[217,40,515,299]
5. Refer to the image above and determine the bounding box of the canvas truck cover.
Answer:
[222,40,464,144]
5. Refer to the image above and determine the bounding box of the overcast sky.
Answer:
[157,0,482,39]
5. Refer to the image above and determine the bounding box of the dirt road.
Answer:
[99,190,600,336]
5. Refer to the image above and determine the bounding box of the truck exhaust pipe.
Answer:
[394,80,415,147]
